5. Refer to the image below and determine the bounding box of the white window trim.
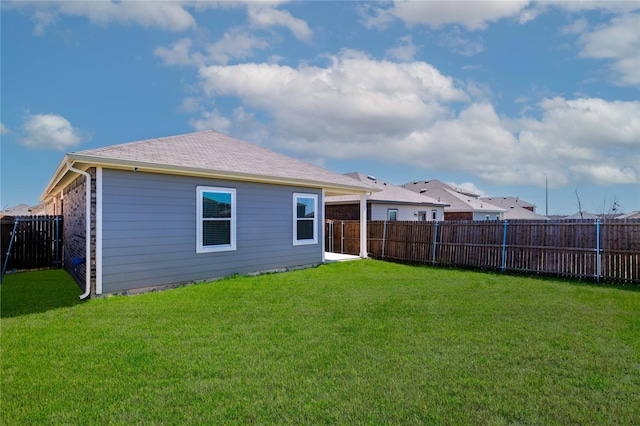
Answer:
[388,208,398,221]
[196,186,236,253]
[293,193,318,246]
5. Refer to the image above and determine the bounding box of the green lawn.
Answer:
[1,261,639,424]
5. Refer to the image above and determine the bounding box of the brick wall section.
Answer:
[326,204,359,220]
[62,168,96,294]
[325,204,372,221]
[444,211,473,221]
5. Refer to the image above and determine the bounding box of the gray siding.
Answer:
[101,169,323,293]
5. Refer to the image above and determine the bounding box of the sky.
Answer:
[1,0,639,216]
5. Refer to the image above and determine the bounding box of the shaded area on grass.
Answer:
[1,269,81,318]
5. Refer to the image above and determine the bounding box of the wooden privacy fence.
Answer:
[1,216,63,277]
[325,219,640,283]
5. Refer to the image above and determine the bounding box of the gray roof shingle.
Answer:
[402,179,505,212]
[64,130,378,194]
[326,172,449,206]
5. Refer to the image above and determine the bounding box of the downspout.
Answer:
[66,161,92,300]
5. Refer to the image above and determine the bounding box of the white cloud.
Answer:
[154,38,199,66]
[22,1,196,34]
[155,28,269,67]
[206,27,269,64]
[570,163,638,185]
[145,13,640,191]
[180,97,202,113]
[382,1,531,30]
[576,13,640,86]
[0,123,9,135]
[510,97,640,186]
[386,35,418,61]
[190,48,640,187]
[359,3,396,30]
[560,18,589,35]
[447,181,487,197]
[550,1,640,15]
[189,109,232,133]
[529,97,640,150]
[439,30,485,56]
[20,113,88,150]
[198,50,467,142]
[31,9,57,36]
[247,3,312,41]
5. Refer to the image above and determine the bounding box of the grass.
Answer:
[1,260,639,424]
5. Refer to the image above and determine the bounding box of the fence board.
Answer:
[326,219,640,283]
[1,216,63,273]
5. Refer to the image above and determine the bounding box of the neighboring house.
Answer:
[618,211,640,219]
[563,211,599,220]
[402,180,506,220]
[325,172,449,221]
[40,130,378,298]
[479,196,548,220]
[0,203,48,218]
[0,204,32,218]
[28,204,47,215]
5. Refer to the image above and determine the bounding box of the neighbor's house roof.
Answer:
[479,196,547,220]
[618,211,640,219]
[0,203,32,218]
[41,130,380,201]
[325,172,449,207]
[402,179,505,213]
[502,207,548,220]
[480,196,535,210]
[564,211,599,220]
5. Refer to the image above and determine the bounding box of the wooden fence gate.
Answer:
[1,216,63,276]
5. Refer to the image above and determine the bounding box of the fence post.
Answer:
[382,220,387,259]
[596,219,601,283]
[432,221,439,266]
[501,220,508,273]
[341,221,344,254]
[55,216,60,267]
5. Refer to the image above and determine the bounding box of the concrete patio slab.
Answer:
[324,252,362,263]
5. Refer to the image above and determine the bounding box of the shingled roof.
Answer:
[326,172,449,206]
[42,130,379,200]
[403,179,505,213]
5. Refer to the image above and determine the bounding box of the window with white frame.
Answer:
[388,209,398,221]
[293,193,318,245]
[432,210,437,220]
[196,187,236,253]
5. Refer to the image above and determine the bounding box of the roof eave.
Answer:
[326,198,450,207]
[40,154,73,203]
[42,154,380,200]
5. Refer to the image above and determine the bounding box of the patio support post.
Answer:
[360,193,368,258]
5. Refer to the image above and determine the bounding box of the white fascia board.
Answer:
[40,154,72,203]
